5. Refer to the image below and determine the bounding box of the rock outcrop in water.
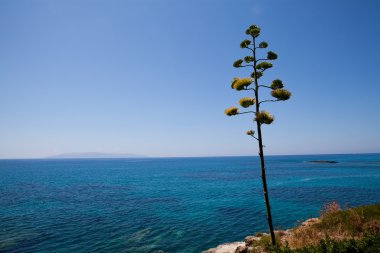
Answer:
[308,160,338,164]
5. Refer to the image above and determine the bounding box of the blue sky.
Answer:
[1,0,379,158]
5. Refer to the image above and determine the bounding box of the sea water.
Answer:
[1,154,379,252]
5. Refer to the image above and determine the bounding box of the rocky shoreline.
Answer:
[202,218,320,253]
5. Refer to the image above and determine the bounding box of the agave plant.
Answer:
[224,24,292,246]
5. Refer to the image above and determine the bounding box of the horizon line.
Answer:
[0,152,379,160]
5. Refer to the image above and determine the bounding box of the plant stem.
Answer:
[252,37,276,246]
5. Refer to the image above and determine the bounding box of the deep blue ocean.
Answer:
[1,154,380,253]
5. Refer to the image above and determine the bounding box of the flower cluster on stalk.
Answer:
[224,24,292,138]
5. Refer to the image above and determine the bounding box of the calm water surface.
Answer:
[1,154,380,252]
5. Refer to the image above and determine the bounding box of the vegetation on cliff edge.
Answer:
[246,203,380,253]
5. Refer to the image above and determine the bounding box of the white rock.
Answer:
[202,241,245,253]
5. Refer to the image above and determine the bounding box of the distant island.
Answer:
[46,152,147,159]
[308,160,338,164]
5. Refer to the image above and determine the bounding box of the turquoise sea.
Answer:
[1,154,380,252]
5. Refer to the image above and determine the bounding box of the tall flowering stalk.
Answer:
[224,25,291,246]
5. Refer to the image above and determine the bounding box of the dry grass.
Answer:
[282,202,380,249]
[320,201,341,216]
[234,203,379,253]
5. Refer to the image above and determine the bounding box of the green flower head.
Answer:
[267,51,278,60]
[255,62,273,70]
[259,41,268,48]
[238,97,255,108]
[251,72,263,79]
[270,79,284,90]
[233,59,243,68]
[245,25,261,37]
[271,89,291,101]
[244,56,255,63]
[240,39,251,48]
[224,107,239,116]
[255,111,274,124]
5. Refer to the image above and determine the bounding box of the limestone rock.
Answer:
[244,235,261,246]
[235,245,247,253]
[202,241,245,253]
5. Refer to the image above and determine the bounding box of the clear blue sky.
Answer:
[1,0,380,158]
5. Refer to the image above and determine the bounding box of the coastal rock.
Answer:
[244,235,261,246]
[202,241,245,253]
[300,217,319,227]
[204,218,321,253]
[235,245,247,253]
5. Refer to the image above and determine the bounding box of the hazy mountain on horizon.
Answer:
[47,152,147,159]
